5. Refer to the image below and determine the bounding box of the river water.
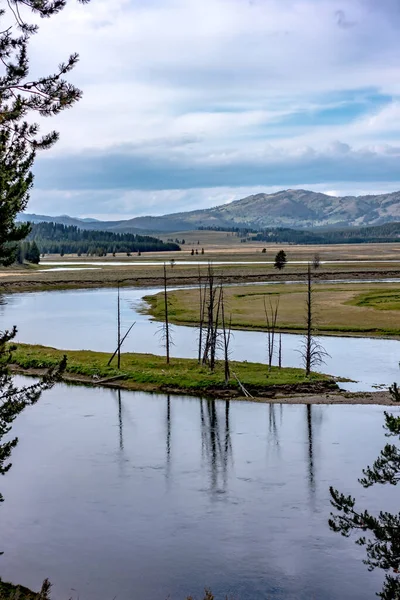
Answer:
[1,286,399,391]
[0,382,397,600]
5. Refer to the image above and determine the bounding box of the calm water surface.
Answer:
[1,286,399,391]
[0,382,397,600]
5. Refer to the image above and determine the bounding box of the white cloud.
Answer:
[15,0,400,215]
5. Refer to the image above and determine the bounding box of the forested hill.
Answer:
[27,222,181,255]
[252,221,400,244]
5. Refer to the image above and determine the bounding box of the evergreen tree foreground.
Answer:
[329,383,400,599]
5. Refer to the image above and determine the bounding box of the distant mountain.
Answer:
[18,189,400,233]
[17,213,101,228]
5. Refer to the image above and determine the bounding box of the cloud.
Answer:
[19,0,400,216]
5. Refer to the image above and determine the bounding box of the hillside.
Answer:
[18,189,400,232]
[27,222,181,255]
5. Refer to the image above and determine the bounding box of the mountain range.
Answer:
[18,189,400,233]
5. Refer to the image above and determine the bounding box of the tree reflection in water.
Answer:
[200,399,233,496]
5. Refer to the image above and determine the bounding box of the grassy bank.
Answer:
[144,282,400,338]
[12,344,336,399]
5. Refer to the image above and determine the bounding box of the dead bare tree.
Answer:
[202,263,218,368]
[312,253,320,270]
[220,285,232,384]
[201,264,229,373]
[264,295,280,371]
[117,282,121,368]
[108,284,136,368]
[300,263,329,376]
[161,263,172,364]
[197,267,207,364]
[278,333,282,369]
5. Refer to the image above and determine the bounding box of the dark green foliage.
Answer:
[0,577,52,600]
[0,0,90,266]
[329,394,400,598]
[0,0,88,561]
[0,129,33,265]
[0,329,66,504]
[254,222,400,245]
[274,250,287,270]
[25,222,180,254]
[0,0,90,149]
[17,241,40,264]
[389,383,400,403]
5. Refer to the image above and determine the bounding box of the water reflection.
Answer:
[200,399,233,496]
[117,389,124,452]
[0,384,391,600]
[306,405,315,504]
[166,394,171,482]
[268,404,281,453]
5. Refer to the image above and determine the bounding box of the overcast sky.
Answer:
[26,0,400,219]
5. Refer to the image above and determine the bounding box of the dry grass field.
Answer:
[145,282,400,337]
[0,241,398,293]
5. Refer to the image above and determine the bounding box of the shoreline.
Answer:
[0,267,399,295]
[10,365,394,405]
[11,345,396,405]
[0,270,399,340]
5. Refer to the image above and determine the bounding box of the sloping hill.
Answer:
[18,189,400,232]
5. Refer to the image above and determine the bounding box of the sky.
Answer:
[24,0,400,219]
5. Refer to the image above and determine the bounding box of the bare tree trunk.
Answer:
[202,263,216,366]
[163,263,170,364]
[264,295,280,370]
[117,282,121,369]
[305,264,312,376]
[300,263,329,376]
[221,286,232,385]
[198,267,206,363]
[210,283,222,372]
[278,333,282,369]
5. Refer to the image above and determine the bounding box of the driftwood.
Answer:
[232,372,254,398]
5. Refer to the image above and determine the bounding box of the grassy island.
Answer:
[12,344,337,400]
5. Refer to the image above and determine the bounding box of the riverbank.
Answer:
[144,281,400,339]
[11,344,395,404]
[0,260,399,294]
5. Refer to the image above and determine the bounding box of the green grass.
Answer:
[144,283,400,338]
[12,344,334,397]
[348,289,400,311]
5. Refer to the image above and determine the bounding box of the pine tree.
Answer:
[274,250,287,270]
[27,241,40,264]
[0,0,90,512]
[0,0,90,264]
[329,390,400,599]
[0,328,66,505]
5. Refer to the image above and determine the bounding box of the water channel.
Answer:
[0,285,399,599]
[0,382,397,600]
[0,285,399,391]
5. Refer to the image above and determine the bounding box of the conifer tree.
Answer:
[0,0,90,264]
[329,389,400,599]
[274,249,287,270]
[0,0,90,504]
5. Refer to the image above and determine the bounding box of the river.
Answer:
[0,381,397,600]
[1,286,399,391]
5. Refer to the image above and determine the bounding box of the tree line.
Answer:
[22,221,181,256]
[197,222,400,244]
[253,222,400,244]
